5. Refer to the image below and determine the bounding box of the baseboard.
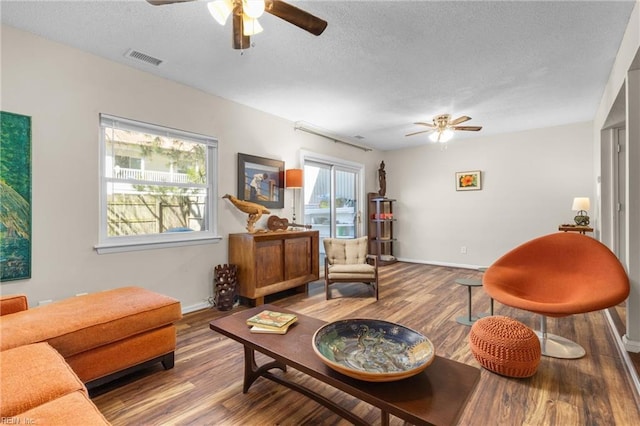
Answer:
[624,335,640,353]
[182,301,212,314]
[605,309,640,406]
[396,257,484,271]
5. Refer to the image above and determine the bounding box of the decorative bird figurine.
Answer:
[222,194,271,233]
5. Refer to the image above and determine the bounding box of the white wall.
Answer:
[0,19,625,313]
[384,122,594,268]
[0,26,382,311]
[593,0,640,350]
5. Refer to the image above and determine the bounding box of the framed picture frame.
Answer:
[456,170,482,191]
[237,153,284,208]
[0,111,32,282]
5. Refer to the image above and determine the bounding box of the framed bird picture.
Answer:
[237,153,284,209]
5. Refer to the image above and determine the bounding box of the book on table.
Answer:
[249,324,294,334]
[246,310,297,333]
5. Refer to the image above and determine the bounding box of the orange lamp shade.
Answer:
[286,169,303,188]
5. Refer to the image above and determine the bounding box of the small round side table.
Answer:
[455,278,494,326]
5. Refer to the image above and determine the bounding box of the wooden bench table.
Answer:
[209,304,480,426]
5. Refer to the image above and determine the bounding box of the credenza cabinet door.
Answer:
[284,237,312,280]
[255,240,284,287]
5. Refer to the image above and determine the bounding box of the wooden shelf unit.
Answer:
[367,193,397,265]
[228,230,320,306]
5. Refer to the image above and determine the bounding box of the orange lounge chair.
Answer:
[483,232,629,359]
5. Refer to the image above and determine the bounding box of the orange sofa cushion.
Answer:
[0,294,28,316]
[68,325,176,383]
[0,286,182,356]
[20,390,110,425]
[0,343,85,417]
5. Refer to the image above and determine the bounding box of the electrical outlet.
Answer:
[460,246,467,254]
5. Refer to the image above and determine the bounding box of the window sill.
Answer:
[95,234,222,254]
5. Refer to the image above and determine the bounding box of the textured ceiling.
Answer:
[1,0,636,151]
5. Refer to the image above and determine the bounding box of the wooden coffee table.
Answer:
[209,304,480,426]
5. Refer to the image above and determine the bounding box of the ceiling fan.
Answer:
[406,114,483,143]
[147,0,328,50]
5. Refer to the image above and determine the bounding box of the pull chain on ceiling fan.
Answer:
[406,114,483,143]
[147,0,328,50]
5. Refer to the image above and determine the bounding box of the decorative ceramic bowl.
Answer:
[312,319,435,382]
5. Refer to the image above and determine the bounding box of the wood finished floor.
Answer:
[92,262,640,425]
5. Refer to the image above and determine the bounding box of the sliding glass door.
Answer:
[302,156,363,263]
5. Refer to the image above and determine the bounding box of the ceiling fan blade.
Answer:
[413,122,436,128]
[452,126,483,131]
[449,115,471,126]
[146,0,195,5]
[265,0,328,36]
[232,3,251,50]
[406,129,434,137]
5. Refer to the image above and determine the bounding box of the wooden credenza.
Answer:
[229,230,319,306]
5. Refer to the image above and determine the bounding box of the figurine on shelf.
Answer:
[222,194,270,233]
[378,161,386,197]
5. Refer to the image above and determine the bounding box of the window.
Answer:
[114,155,142,170]
[96,114,220,253]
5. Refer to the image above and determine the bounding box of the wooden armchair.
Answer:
[323,237,379,300]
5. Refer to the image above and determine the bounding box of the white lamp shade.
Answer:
[429,128,454,143]
[242,15,264,36]
[243,0,265,19]
[440,129,454,142]
[208,0,233,25]
[572,197,590,211]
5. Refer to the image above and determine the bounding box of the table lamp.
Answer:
[572,197,590,226]
[285,169,303,222]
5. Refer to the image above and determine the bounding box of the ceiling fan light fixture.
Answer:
[406,113,482,143]
[440,128,454,142]
[243,0,265,19]
[429,128,454,143]
[208,0,233,25]
[242,15,264,35]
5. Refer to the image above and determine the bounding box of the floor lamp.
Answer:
[285,169,303,223]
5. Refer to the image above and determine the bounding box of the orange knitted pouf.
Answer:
[469,315,541,378]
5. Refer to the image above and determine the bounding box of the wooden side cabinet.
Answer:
[228,230,319,306]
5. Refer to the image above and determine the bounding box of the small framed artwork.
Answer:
[456,170,482,191]
[237,153,284,208]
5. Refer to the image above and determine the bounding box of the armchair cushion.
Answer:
[327,263,376,279]
[0,294,28,316]
[324,237,368,265]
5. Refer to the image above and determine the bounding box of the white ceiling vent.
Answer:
[124,49,163,67]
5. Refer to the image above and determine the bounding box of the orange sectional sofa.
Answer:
[1,342,111,425]
[0,287,183,424]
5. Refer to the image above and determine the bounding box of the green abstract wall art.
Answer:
[0,111,32,282]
